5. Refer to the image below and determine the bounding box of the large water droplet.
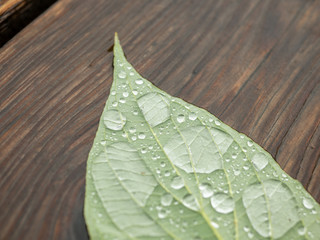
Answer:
[103,110,126,130]
[251,152,268,171]
[118,71,127,79]
[303,198,314,209]
[210,193,234,214]
[137,93,170,127]
[242,180,299,238]
[199,183,213,198]
[182,194,199,211]
[161,193,173,206]
[171,176,184,189]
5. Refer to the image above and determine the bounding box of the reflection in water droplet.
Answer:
[123,92,129,97]
[161,193,173,206]
[210,193,234,214]
[103,110,126,130]
[247,140,253,147]
[177,114,185,123]
[135,79,143,85]
[132,90,138,95]
[171,176,184,189]
[118,71,127,79]
[252,152,268,171]
[189,112,197,121]
[182,194,199,211]
[199,183,213,198]
[303,198,314,209]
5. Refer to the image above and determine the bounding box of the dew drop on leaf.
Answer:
[210,193,234,214]
[118,70,127,79]
[103,109,126,130]
[171,176,184,190]
[303,198,314,209]
[251,152,268,171]
[161,193,173,207]
[182,194,200,211]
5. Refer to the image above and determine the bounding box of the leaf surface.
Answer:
[84,34,320,240]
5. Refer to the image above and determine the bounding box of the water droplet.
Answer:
[215,120,221,126]
[131,136,137,141]
[160,162,166,167]
[111,90,116,95]
[158,209,168,219]
[298,227,306,235]
[112,101,118,107]
[119,98,126,103]
[171,176,184,189]
[164,170,170,177]
[138,93,170,127]
[129,127,136,133]
[303,198,314,209]
[100,140,107,146]
[161,193,173,206]
[210,193,234,214]
[103,110,126,130]
[123,92,129,97]
[252,153,268,171]
[244,226,250,232]
[189,112,197,121]
[247,140,253,147]
[141,148,147,154]
[182,194,199,211]
[135,78,144,85]
[132,90,138,95]
[133,110,138,115]
[199,183,213,198]
[118,71,127,79]
[138,132,146,139]
[210,221,219,229]
[177,114,185,123]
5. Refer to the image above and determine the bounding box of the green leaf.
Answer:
[84,33,320,240]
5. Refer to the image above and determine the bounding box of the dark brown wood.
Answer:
[0,0,319,239]
[0,0,57,47]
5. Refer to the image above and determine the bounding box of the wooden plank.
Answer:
[0,0,319,239]
[0,0,57,47]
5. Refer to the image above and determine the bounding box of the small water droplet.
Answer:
[123,92,129,97]
[119,98,126,103]
[127,66,132,70]
[161,193,173,206]
[298,227,306,235]
[303,198,314,209]
[158,209,168,219]
[129,72,134,76]
[210,193,234,214]
[244,226,250,232]
[129,127,136,133]
[135,78,144,85]
[100,140,107,146]
[199,183,213,198]
[138,132,146,139]
[247,140,253,147]
[171,176,184,189]
[182,194,199,211]
[131,136,137,141]
[177,114,185,123]
[112,101,118,107]
[215,120,221,126]
[103,110,126,131]
[132,90,138,95]
[133,110,138,115]
[189,112,197,121]
[160,162,166,168]
[111,90,116,95]
[141,148,147,154]
[118,71,127,79]
[211,221,219,229]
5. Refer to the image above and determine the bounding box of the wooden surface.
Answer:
[0,0,57,47]
[0,0,319,239]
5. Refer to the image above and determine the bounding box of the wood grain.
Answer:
[0,0,319,239]
[0,0,57,47]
